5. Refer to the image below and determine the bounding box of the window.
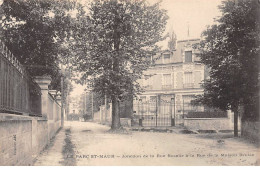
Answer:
[163,74,171,85]
[163,53,170,63]
[162,74,171,89]
[185,51,192,62]
[184,72,193,88]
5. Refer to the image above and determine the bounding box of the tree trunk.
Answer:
[111,8,121,130]
[234,107,239,137]
[111,95,121,129]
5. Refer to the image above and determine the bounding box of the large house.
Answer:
[133,38,207,126]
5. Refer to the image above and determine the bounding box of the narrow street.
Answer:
[34,121,259,166]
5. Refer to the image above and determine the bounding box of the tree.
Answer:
[194,0,260,137]
[0,0,81,89]
[73,0,168,130]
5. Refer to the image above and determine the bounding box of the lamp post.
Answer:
[59,65,65,127]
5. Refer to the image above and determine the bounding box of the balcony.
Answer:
[183,83,194,89]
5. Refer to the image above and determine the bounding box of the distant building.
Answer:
[134,38,207,126]
[69,96,80,114]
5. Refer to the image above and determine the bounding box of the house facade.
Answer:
[134,38,207,126]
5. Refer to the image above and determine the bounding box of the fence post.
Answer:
[171,97,175,126]
[139,99,143,127]
[34,76,51,119]
[34,76,51,144]
[56,92,62,126]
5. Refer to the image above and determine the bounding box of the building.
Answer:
[69,96,80,115]
[134,38,207,126]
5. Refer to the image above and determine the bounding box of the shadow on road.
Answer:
[60,128,76,166]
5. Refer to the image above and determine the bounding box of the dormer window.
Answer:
[185,51,192,62]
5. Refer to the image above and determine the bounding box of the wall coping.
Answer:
[120,118,131,120]
[34,76,52,90]
[0,113,47,121]
[184,118,229,120]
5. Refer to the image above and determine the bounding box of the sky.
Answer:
[70,0,223,97]
[160,0,222,40]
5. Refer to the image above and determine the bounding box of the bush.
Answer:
[67,113,80,121]
[83,114,92,121]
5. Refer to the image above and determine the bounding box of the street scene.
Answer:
[0,0,259,166]
[34,121,259,166]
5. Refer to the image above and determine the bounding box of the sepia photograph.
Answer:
[0,0,259,166]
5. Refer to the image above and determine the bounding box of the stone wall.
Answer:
[36,120,48,155]
[0,113,61,166]
[241,121,260,142]
[0,80,62,166]
[120,118,131,127]
[0,117,32,166]
[93,104,112,125]
[184,118,233,131]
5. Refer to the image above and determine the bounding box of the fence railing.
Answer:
[0,40,42,116]
[133,99,228,127]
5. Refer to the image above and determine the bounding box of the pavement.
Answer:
[33,121,260,166]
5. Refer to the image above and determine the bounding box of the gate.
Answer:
[133,99,173,127]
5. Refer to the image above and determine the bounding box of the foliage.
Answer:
[67,113,80,121]
[0,0,81,90]
[72,0,168,129]
[73,0,168,99]
[82,113,92,121]
[194,0,260,122]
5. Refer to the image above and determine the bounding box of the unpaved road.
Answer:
[34,121,259,166]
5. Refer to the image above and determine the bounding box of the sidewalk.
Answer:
[33,126,74,166]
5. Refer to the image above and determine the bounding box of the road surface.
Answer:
[34,121,259,166]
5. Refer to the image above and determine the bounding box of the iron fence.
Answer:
[0,40,42,116]
[133,100,205,127]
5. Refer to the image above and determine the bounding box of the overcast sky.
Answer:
[160,0,222,40]
[70,0,223,97]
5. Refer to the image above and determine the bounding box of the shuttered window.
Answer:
[185,51,192,62]
[184,72,192,84]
